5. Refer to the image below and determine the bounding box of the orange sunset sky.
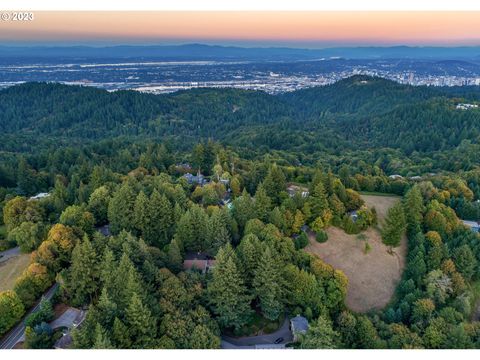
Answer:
[1,11,480,47]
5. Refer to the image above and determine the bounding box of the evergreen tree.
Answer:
[146,190,173,247]
[93,323,114,349]
[381,202,406,252]
[308,181,329,222]
[208,244,253,330]
[254,183,272,222]
[207,210,231,255]
[108,181,137,234]
[133,191,149,236]
[263,164,286,205]
[404,185,424,235]
[253,246,284,320]
[125,293,156,348]
[67,235,98,306]
[300,316,340,349]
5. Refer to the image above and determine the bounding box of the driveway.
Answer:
[222,316,292,347]
[0,247,20,264]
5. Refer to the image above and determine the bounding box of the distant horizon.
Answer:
[1,42,480,50]
[1,12,480,47]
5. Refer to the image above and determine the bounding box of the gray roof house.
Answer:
[290,315,309,342]
[462,220,480,233]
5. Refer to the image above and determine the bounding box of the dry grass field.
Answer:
[305,194,406,313]
[0,253,31,292]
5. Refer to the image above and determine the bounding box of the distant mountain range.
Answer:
[1,43,480,62]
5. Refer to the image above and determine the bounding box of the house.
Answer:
[183,171,208,186]
[29,192,50,201]
[462,220,480,233]
[388,174,403,180]
[456,103,479,110]
[286,184,309,198]
[290,315,309,342]
[219,178,230,187]
[409,176,422,181]
[183,252,216,273]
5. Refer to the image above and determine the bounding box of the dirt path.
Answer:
[305,194,406,313]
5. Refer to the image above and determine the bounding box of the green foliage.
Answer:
[24,298,54,328]
[0,290,25,336]
[381,202,406,250]
[300,316,340,349]
[294,232,309,250]
[207,244,253,330]
[315,230,328,243]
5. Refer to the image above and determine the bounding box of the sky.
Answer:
[1,11,480,47]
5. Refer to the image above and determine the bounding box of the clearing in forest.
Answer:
[0,253,31,292]
[305,194,406,313]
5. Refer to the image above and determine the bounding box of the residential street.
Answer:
[0,283,59,349]
[221,317,292,348]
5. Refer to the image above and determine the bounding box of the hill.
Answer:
[0,76,479,173]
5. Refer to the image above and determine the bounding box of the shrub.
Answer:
[24,299,54,328]
[294,232,309,250]
[364,241,371,254]
[316,230,328,243]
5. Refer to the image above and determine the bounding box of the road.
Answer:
[221,316,293,348]
[0,247,20,264]
[0,283,59,349]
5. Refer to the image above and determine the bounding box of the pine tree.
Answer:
[112,317,132,349]
[67,235,98,306]
[300,316,340,349]
[381,202,406,252]
[404,185,424,235]
[125,293,156,348]
[263,164,286,205]
[308,182,329,221]
[99,248,116,294]
[93,323,114,349]
[269,207,286,233]
[96,288,118,328]
[108,181,137,234]
[207,210,231,255]
[254,183,272,221]
[208,244,253,330]
[237,233,262,282]
[133,191,149,236]
[146,190,173,247]
[232,189,255,231]
[253,246,284,320]
[167,238,183,273]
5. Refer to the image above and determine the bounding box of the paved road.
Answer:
[0,283,59,349]
[0,247,20,264]
[222,316,292,348]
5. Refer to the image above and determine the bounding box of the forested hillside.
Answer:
[1,76,479,177]
[1,76,480,349]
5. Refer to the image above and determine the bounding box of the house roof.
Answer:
[183,259,216,272]
[290,315,309,333]
[462,220,480,228]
